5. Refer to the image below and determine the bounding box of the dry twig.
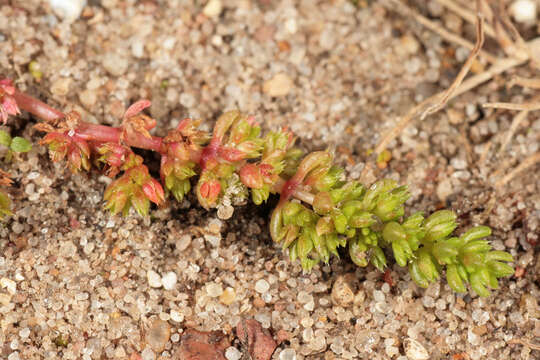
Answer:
[508,76,540,89]
[483,102,540,111]
[386,0,497,63]
[435,0,496,37]
[507,338,540,351]
[420,14,485,119]
[375,55,527,154]
[498,109,529,155]
[494,152,540,189]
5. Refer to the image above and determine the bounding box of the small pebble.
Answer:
[225,347,242,360]
[161,272,177,290]
[263,73,293,97]
[49,0,86,21]
[170,310,183,323]
[50,78,71,96]
[79,89,97,108]
[141,347,155,360]
[102,53,129,77]
[510,0,537,24]
[146,319,170,352]
[404,338,429,360]
[254,279,270,294]
[147,270,162,288]
[203,0,222,18]
[0,277,16,295]
[279,348,297,360]
[207,282,224,297]
[219,287,236,305]
[331,275,355,307]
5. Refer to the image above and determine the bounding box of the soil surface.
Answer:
[0,1,539,360]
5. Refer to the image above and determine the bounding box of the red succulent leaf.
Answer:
[239,164,263,189]
[219,146,245,162]
[142,178,165,205]
[124,99,151,119]
[200,179,221,200]
[0,79,20,124]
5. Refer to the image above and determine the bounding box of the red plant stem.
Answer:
[12,88,317,204]
[13,90,64,122]
[14,90,175,156]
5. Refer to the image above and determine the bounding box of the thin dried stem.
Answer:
[386,0,497,63]
[375,55,527,154]
[483,102,540,111]
[498,109,529,154]
[507,338,540,351]
[508,76,540,89]
[494,152,540,189]
[435,0,496,37]
[421,14,485,119]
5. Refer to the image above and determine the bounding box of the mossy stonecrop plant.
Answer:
[0,78,514,297]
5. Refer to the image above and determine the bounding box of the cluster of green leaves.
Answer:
[196,111,301,210]
[0,130,32,219]
[270,152,514,296]
[0,130,32,162]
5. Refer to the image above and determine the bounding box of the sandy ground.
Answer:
[0,0,539,359]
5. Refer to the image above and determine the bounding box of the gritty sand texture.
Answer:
[0,1,539,359]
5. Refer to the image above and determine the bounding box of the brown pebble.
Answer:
[331,274,356,307]
[253,296,265,308]
[276,329,291,344]
[174,329,229,360]
[236,319,277,360]
[146,319,171,352]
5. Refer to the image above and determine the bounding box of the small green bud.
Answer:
[0,130,11,147]
[331,210,348,234]
[460,226,491,244]
[282,201,303,224]
[349,212,376,228]
[313,191,334,214]
[417,249,439,282]
[341,200,362,218]
[301,257,317,272]
[487,261,514,278]
[252,187,269,205]
[382,221,407,243]
[485,251,513,263]
[370,245,387,270]
[423,210,457,242]
[432,241,459,264]
[362,179,397,211]
[470,271,490,297]
[446,264,467,293]
[402,211,424,230]
[311,231,329,263]
[281,224,300,248]
[316,216,334,236]
[409,261,429,288]
[461,252,486,273]
[374,186,409,221]
[457,263,469,282]
[289,242,298,262]
[10,137,32,153]
[349,239,369,267]
[314,166,343,192]
[326,233,341,257]
[392,241,408,267]
[461,240,492,254]
[297,232,314,260]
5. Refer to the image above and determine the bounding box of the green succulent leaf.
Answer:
[446,264,466,293]
[0,130,11,147]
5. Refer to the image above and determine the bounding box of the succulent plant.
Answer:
[0,79,515,297]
